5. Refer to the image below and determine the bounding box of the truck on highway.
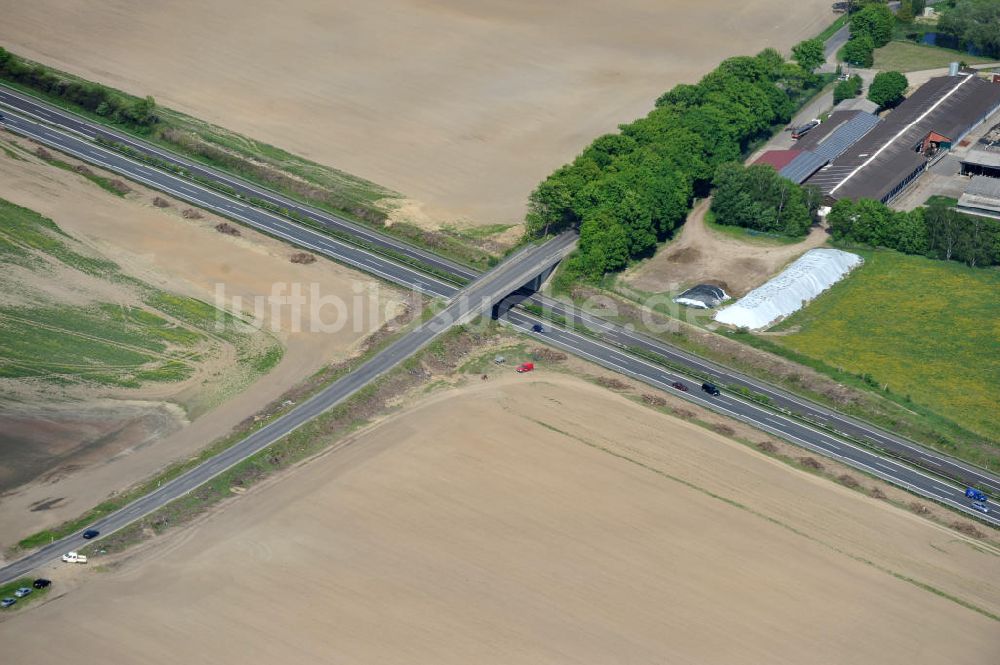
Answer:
[61,551,87,564]
[515,362,534,373]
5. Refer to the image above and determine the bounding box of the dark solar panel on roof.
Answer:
[779,150,828,183]
[809,112,880,161]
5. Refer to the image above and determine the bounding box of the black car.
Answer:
[82,529,100,539]
[701,382,721,396]
[32,579,52,589]
[531,324,544,333]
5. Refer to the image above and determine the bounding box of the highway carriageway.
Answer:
[0,85,477,283]
[3,89,994,497]
[1,100,996,522]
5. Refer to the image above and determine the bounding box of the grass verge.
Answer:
[0,578,51,612]
[551,280,997,472]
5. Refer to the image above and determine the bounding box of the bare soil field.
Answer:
[0,132,404,550]
[4,374,997,662]
[624,199,830,297]
[0,0,835,228]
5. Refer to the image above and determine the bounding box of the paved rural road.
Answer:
[0,232,577,584]
[5,89,995,495]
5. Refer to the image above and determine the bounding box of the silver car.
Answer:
[14,587,32,598]
[971,501,989,514]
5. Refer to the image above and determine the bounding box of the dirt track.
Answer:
[625,199,829,297]
[4,375,996,662]
[0,0,835,228]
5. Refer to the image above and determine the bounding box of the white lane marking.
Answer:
[875,461,896,473]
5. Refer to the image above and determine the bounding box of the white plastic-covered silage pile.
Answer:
[714,248,863,330]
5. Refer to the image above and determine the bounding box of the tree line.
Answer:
[828,198,1000,267]
[0,47,157,130]
[525,50,825,280]
[937,0,1000,58]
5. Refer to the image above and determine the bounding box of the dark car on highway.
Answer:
[82,529,100,539]
[531,324,544,333]
[671,381,688,392]
[32,579,51,589]
[701,382,721,396]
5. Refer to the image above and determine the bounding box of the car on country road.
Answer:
[32,579,51,589]
[82,529,100,539]
[61,551,87,563]
[1,598,15,608]
[701,382,721,396]
[671,381,688,392]
[14,587,32,598]
[971,501,990,514]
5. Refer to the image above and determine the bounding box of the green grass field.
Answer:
[873,41,996,73]
[0,198,281,388]
[772,250,999,441]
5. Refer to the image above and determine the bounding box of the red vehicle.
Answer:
[515,362,534,373]
[670,381,688,392]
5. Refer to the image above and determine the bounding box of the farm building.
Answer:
[805,73,1000,204]
[958,176,1000,217]
[754,110,881,185]
[960,148,1000,179]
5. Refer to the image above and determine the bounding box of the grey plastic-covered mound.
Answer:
[714,249,862,329]
[674,284,730,309]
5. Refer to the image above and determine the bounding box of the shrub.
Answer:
[181,208,203,220]
[289,252,316,264]
[152,196,171,208]
[215,222,241,236]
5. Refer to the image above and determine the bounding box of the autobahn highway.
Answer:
[0,89,995,583]
[4,87,995,495]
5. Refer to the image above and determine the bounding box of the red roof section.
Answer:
[754,149,801,170]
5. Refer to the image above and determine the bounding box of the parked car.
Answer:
[82,529,100,539]
[1,598,15,608]
[14,587,32,598]
[32,579,51,589]
[531,323,544,333]
[971,502,990,514]
[515,362,535,373]
[701,382,721,396]
[671,381,688,392]
[61,551,88,564]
